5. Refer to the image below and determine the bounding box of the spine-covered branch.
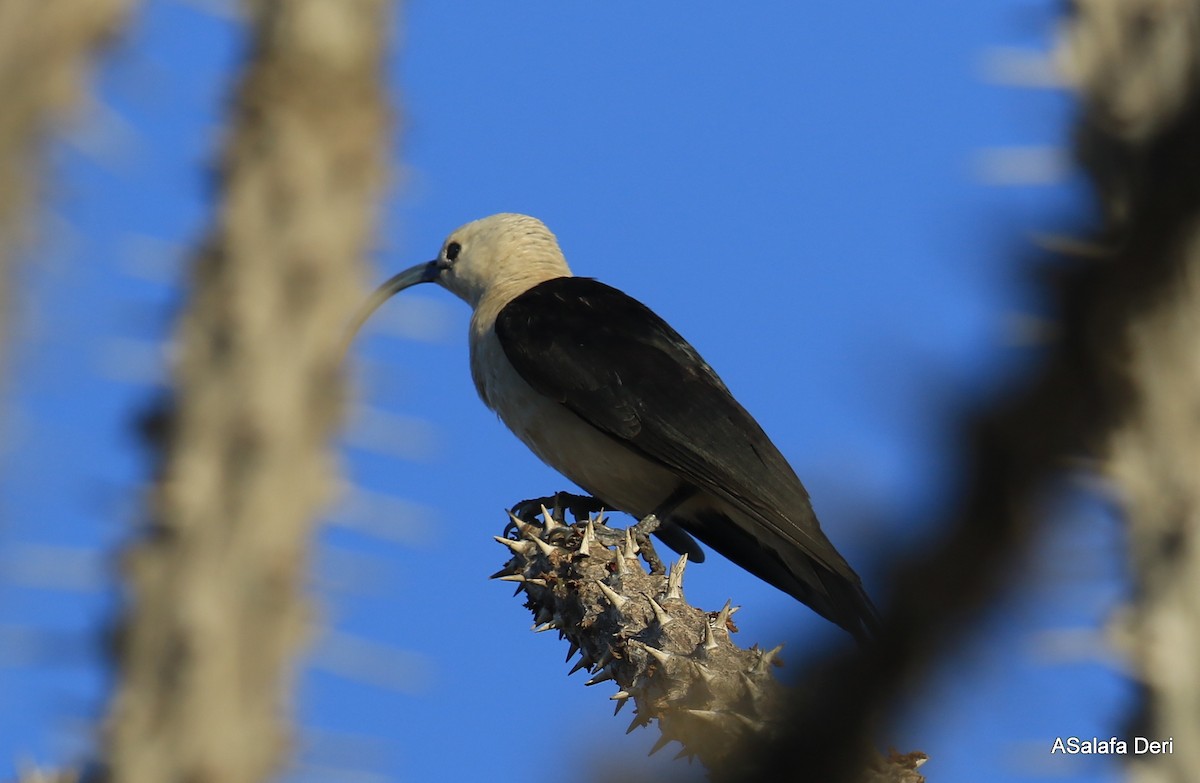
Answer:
[0,0,133,373]
[0,5,130,781]
[104,3,392,782]
[1061,2,1200,780]
[495,507,927,781]
[726,5,1200,782]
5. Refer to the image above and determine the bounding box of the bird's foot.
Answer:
[508,492,607,535]
[507,496,666,574]
[569,514,662,573]
[631,513,662,537]
[631,514,666,575]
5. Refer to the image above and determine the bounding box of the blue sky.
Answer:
[1,2,1131,781]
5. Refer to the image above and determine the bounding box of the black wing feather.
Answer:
[495,277,877,636]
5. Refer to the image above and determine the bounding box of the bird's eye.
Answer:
[446,242,462,262]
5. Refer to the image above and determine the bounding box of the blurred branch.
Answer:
[729,2,1200,781]
[103,2,393,782]
[0,0,133,375]
[14,767,78,783]
[1061,1,1200,780]
[0,4,131,780]
[497,508,926,782]
[0,4,130,778]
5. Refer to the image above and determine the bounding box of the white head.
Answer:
[434,213,572,308]
[347,213,574,343]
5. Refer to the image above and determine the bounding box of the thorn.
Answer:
[648,734,672,757]
[569,655,593,676]
[692,661,717,687]
[755,643,784,672]
[666,553,688,601]
[577,529,591,557]
[702,619,719,652]
[503,574,546,587]
[615,547,629,575]
[565,641,580,662]
[535,607,553,624]
[715,599,734,628]
[683,708,725,726]
[513,583,525,596]
[731,713,764,732]
[738,672,763,703]
[585,667,615,686]
[610,690,632,701]
[533,623,555,633]
[496,574,526,583]
[626,713,650,734]
[673,747,694,762]
[645,646,671,666]
[614,697,628,716]
[541,504,561,530]
[493,535,532,554]
[511,517,539,539]
[530,536,557,557]
[622,528,639,559]
[594,648,613,671]
[646,594,671,627]
[596,580,628,611]
[594,509,606,525]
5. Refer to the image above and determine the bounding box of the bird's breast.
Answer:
[469,326,677,515]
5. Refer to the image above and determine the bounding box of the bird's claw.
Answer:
[585,513,667,575]
[632,514,666,574]
[510,492,605,524]
[507,495,666,573]
[632,513,662,537]
[507,492,609,541]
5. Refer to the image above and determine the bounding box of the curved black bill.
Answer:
[346,260,440,344]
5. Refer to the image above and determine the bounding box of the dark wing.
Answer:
[495,277,877,636]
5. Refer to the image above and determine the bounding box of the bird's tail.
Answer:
[810,566,882,645]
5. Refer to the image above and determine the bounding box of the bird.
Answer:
[351,213,880,641]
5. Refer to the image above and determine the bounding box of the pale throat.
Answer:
[468,264,572,339]
[466,267,571,410]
